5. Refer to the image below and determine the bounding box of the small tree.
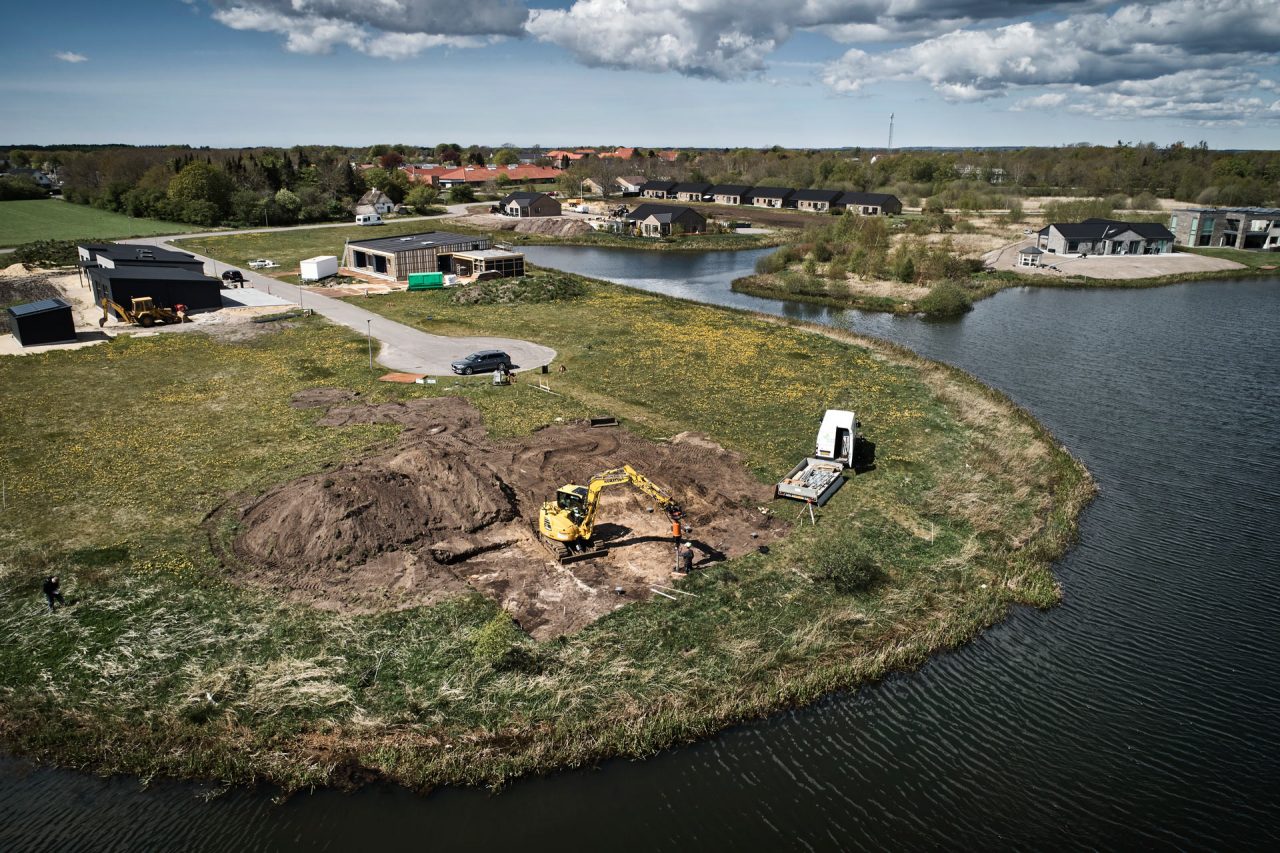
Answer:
[448,184,476,203]
[492,148,520,166]
[405,184,440,213]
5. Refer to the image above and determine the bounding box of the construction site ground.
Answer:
[0,263,298,355]
[226,393,786,639]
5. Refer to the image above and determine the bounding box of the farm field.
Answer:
[0,199,199,247]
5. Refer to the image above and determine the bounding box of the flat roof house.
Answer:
[747,187,793,209]
[450,248,526,279]
[499,191,562,218]
[624,204,707,237]
[343,231,490,281]
[1037,219,1175,256]
[78,242,206,273]
[88,265,224,316]
[639,180,677,199]
[671,182,712,202]
[708,185,753,206]
[791,189,843,213]
[1169,207,1280,251]
[834,192,902,215]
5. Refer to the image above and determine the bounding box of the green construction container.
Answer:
[407,272,445,290]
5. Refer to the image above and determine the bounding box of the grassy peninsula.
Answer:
[0,268,1093,792]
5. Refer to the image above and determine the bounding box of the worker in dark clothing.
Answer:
[42,576,64,612]
[677,542,695,575]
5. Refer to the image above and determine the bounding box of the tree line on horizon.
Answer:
[4,141,1277,226]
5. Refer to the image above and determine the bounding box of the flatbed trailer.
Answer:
[775,457,846,506]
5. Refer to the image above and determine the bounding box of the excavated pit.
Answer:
[230,393,787,639]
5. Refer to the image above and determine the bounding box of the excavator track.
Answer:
[538,534,606,564]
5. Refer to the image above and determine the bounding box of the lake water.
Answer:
[4,247,1279,850]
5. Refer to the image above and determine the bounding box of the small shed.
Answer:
[1018,246,1044,267]
[7,298,76,347]
[300,255,339,281]
[451,249,525,279]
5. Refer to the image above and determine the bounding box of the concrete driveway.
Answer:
[122,225,557,376]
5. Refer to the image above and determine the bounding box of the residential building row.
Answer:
[634,181,902,215]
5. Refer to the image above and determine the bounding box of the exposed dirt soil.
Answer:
[446,213,594,237]
[229,394,786,639]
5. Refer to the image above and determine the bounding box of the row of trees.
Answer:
[50,146,369,227]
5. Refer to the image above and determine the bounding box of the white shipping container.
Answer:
[300,255,339,281]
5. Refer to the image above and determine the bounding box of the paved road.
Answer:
[119,212,557,376]
[0,204,482,255]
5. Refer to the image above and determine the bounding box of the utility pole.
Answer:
[366,319,373,370]
[888,113,895,153]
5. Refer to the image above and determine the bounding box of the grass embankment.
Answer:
[0,199,198,247]
[0,273,1093,792]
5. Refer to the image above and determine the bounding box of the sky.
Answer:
[3,0,1278,149]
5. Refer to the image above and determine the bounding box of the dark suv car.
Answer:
[450,350,511,375]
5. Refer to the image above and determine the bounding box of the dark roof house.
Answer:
[78,242,206,272]
[639,180,677,199]
[1037,219,1175,255]
[671,182,712,202]
[88,266,224,314]
[790,189,843,212]
[499,191,561,218]
[747,187,793,208]
[623,204,706,237]
[834,192,902,215]
[708,185,753,204]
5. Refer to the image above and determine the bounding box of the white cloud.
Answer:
[53,51,88,63]
[211,4,494,58]
[822,0,1280,121]
[526,0,790,78]
[1012,92,1069,111]
[525,1,1101,77]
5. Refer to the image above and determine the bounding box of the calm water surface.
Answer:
[4,247,1279,850]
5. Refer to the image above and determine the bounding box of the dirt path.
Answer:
[225,394,786,639]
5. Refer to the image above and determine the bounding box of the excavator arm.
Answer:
[99,297,134,326]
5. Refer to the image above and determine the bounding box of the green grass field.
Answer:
[0,199,199,247]
[0,270,1093,792]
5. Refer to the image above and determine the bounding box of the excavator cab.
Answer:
[555,485,589,522]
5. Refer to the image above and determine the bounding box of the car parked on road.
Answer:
[450,350,511,375]
[221,270,246,287]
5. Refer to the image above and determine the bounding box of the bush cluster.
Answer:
[451,273,587,305]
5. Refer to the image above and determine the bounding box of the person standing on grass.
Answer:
[42,576,64,612]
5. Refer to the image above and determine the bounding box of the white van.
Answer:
[355,213,383,226]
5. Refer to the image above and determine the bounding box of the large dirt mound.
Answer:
[229,393,785,638]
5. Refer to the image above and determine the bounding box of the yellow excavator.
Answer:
[538,464,684,563]
[99,296,188,328]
